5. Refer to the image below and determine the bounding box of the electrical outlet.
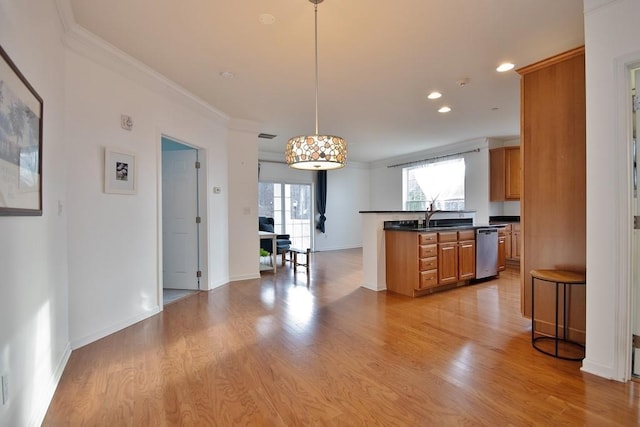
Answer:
[1,375,8,405]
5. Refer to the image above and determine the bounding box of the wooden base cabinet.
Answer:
[497,228,507,271]
[418,233,438,290]
[385,230,438,297]
[458,230,476,280]
[386,229,478,297]
[438,230,475,285]
[437,232,458,285]
[510,223,521,260]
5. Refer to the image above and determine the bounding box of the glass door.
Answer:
[259,182,313,250]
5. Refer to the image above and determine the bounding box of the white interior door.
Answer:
[162,147,199,290]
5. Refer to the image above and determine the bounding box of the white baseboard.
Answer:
[29,343,72,427]
[71,307,161,350]
[229,273,261,282]
[581,358,625,382]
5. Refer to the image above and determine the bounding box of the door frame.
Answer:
[612,55,640,381]
[632,67,640,377]
[157,132,208,308]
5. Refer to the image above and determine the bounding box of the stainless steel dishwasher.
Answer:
[476,228,498,279]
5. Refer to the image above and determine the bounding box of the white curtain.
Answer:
[414,158,465,205]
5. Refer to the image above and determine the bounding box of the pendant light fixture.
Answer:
[285,0,347,170]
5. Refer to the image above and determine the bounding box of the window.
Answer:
[258,182,312,250]
[402,157,465,210]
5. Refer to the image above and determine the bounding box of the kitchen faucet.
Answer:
[424,204,439,227]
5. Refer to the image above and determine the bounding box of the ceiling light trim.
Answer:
[497,62,515,72]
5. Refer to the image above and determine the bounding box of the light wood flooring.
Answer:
[44,248,640,426]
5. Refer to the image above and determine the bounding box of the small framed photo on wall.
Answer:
[104,147,136,194]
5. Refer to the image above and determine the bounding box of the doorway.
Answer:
[161,136,201,305]
[258,182,313,250]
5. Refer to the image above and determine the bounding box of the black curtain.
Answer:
[316,170,327,233]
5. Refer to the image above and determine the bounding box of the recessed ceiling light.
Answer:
[427,91,442,100]
[219,71,235,79]
[496,63,515,72]
[438,106,452,113]
[259,13,276,24]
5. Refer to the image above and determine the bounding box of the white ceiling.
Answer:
[68,0,585,163]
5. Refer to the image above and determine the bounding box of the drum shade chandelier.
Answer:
[285,0,347,170]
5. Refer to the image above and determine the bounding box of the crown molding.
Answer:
[228,118,261,134]
[54,0,230,125]
[584,0,620,14]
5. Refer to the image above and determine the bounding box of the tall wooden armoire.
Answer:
[517,46,586,342]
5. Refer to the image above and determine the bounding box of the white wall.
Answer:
[63,27,231,348]
[368,164,402,211]
[315,164,370,251]
[369,138,491,223]
[0,1,70,425]
[228,120,261,281]
[582,0,640,381]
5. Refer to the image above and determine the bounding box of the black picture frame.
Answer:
[0,44,43,216]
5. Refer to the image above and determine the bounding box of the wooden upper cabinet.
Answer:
[504,147,521,200]
[490,146,520,201]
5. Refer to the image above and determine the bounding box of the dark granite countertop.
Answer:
[384,219,504,232]
[489,215,520,222]
[360,210,476,214]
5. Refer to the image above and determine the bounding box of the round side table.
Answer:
[530,269,586,361]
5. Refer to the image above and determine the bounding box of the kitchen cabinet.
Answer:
[385,230,438,297]
[458,230,476,280]
[438,245,458,285]
[386,228,479,297]
[517,46,586,340]
[438,231,476,285]
[490,147,520,201]
[418,233,438,290]
[510,223,521,260]
[504,224,512,259]
[497,228,507,271]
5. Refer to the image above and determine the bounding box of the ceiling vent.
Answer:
[258,133,277,139]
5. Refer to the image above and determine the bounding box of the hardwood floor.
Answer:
[44,248,639,426]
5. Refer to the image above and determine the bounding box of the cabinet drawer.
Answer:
[419,270,438,289]
[419,257,437,271]
[419,244,437,258]
[418,233,437,244]
[438,231,458,243]
[458,230,475,241]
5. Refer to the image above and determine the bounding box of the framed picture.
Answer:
[0,45,43,216]
[104,147,137,194]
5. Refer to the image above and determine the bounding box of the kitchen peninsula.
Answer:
[360,210,478,292]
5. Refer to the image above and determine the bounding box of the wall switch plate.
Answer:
[120,114,133,131]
